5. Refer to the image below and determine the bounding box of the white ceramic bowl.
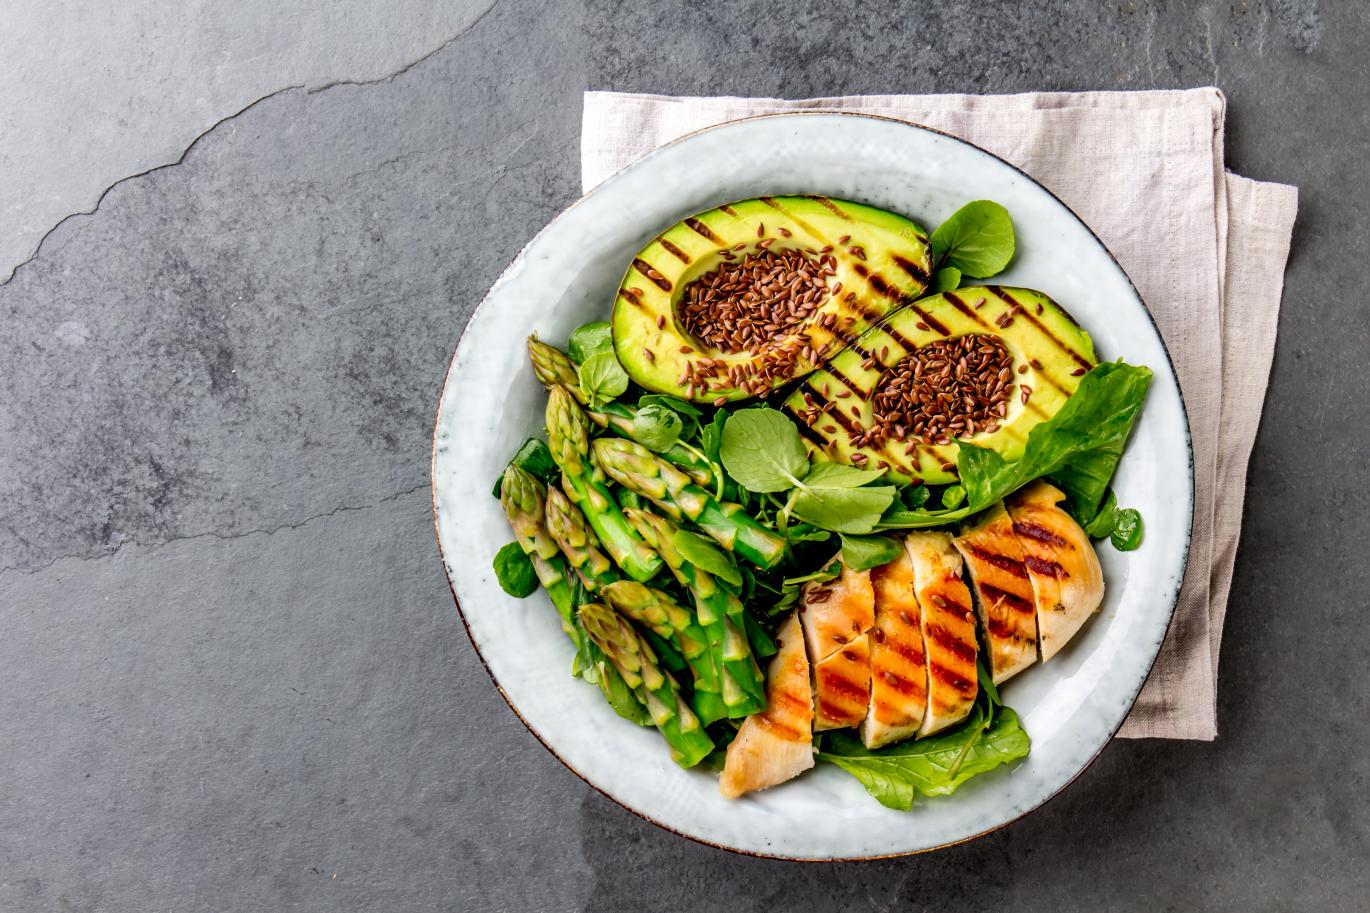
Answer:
[431,113,1192,860]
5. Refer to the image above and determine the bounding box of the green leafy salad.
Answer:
[490,198,1152,809]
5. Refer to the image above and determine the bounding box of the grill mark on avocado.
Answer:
[879,324,920,356]
[986,286,1093,369]
[656,237,691,264]
[684,218,722,244]
[892,254,931,285]
[759,197,827,242]
[942,291,995,329]
[805,196,853,220]
[718,204,739,217]
[618,287,647,310]
[851,263,911,307]
[632,258,672,292]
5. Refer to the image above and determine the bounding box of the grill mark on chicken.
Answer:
[925,622,977,663]
[1024,555,1068,578]
[756,712,809,742]
[929,664,976,695]
[1013,519,1069,547]
[963,543,1029,578]
[979,582,1035,615]
[817,667,870,701]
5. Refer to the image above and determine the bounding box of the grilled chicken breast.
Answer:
[904,531,979,737]
[861,551,929,749]
[1005,481,1105,662]
[800,559,875,732]
[720,610,814,799]
[953,502,1039,684]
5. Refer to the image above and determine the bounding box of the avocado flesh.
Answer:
[782,286,1097,485]
[612,196,931,402]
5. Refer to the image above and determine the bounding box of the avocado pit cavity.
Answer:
[677,246,836,355]
[867,334,1014,447]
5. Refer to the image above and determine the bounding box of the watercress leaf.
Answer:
[638,393,702,418]
[930,200,1015,278]
[769,587,801,615]
[567,320,614,363]
[1083,488,1119,538]
[577,350,630,408]
[878,362,1152,529]
[801,461,887,489]
[631,404,683,452]
[840,534,904,571]
[818,707,1030,810]
[793,484,898,534]
[720,408,809,493]
[941,484,967,509]
[1110,508,1144,551]
[933,265,962,293]
[490,437,560,498]
[493,542,538,597]
[672,529,743,587]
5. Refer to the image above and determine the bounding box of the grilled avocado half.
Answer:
[612,196,932,403]
[782,286,1097,485]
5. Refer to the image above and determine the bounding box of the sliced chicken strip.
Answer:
[904,531,979,737]
[720,610,814,799]
[813,634,871,731]
[953,501,1039,684]
[800,558,875,732]
[861,551,928,749]
[800,559,875,663]
[1005,481,1105,662]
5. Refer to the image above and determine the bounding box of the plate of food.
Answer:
[431,112,1191,860]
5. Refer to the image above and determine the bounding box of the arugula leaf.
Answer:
[792,463,897,534]
[567,321,614,363]
[818,707,1030,811]
[782,563,842,589]
[840,534,904,571]
[491,437,559,498]
[631,404,683,452]
[672,529,743,587]
[879,362,1152,529]
[577,350,629,408]
[720,408,809,493]
[493,542,538,597]
[1110,508,1144,551]
[933,266,962,293]
[930,200,1015,278]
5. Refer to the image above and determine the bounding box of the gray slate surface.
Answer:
[2,2,1364,910]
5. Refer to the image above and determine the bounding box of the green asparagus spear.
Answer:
[501,468,648,724]
[591,437,786,569]
[544,483,616,590]
[528,336,713,486]
[625,509,766,717]
[545,385,663,582]
[601,580,726,725]
[578,602,714,768]
[499,467,579,638]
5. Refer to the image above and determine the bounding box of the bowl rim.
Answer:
[429,109,1195,861]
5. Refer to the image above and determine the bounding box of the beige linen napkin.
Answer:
[581,89,1296,740]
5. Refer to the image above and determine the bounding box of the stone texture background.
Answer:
[1,2,1363,910]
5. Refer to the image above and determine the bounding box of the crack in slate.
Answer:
[0,0,501,287]
[0,483,429,580]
